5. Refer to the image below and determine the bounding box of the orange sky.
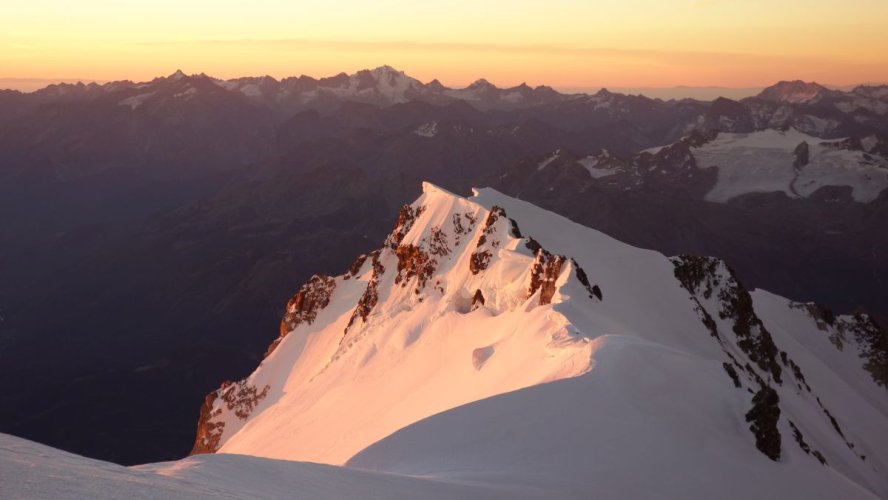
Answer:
[2,0,887,91]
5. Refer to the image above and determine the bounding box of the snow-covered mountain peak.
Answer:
[464,78,496,91]
[367,64,405,79]
[758,80,833,104]
[186,182,887,498]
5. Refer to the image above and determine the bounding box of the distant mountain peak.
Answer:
[757,80,832,104]
[368,64,403,76]
[468,78,495,89]
[168,69,187,81]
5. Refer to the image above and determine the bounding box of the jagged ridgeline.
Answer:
[191,182,887,498]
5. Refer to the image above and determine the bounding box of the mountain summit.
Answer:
[190,182,888,498]
[757,80,834,103]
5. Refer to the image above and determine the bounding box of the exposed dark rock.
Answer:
[267,274,336,357]
[699,305,719,338]
[191,377,270,455]
[788,420,825,464]
[788,421,810,453]
[816,396,847,440]
[190,391,224,455]
[219,379,271,420]
[509,218,522,238]
[470,206,509,274]
[395,244,437,291]
[571,260,602,301]
[591,285,603,301]
[719,282,783,384]
[345,250,378,279]
[471,289,486,310]
[528,250,567,306]
[793,141,810,169]
[672,255,782,383]
[846,313,888,388]
[387,204,425,250]
[723,362,742,388]
[789,302,836,330]
[428,225,451,256]
[672,255,721,300]
[451,212,477,246]
[469,250,492,274]
[788,358,811,392]
[745,386,781,461]
[482,206,507,236]
[346,253,385,332]
[524,237,543,256]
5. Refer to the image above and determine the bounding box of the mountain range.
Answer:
[0,66,886,468]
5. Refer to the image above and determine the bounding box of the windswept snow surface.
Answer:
[692,128,888,202]
[0,433,530,500]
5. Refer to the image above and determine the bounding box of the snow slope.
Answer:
[0,433,533,500]
[187,182,887,498]
[691,128,888,202]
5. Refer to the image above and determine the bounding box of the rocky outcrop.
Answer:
[572,259,602,301]
[470,205,507,275]
[792,302,888,388]
[345,251,377,279]
[267,274,336,357]
[395,244,436,292]
[845,314,888,388]
[386,204,425,250]
[346,253,385,332]
[191,379,270,455]
[746,386,781,461]
[789,420,827,465]
[191,391,224,455]
[793,141,810,169]
[672,255,782,384]
[451,212,477,247]
[471,289,485,311]
[528,250,567,306]
[428,225,451,257]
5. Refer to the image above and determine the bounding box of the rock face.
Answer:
[268,274,337,357]
[191,380,270,455]
[188,182,887,499]
[746,386,782,461]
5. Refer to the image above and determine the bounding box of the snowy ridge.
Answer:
[184,182,887,499]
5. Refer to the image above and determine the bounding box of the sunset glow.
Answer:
[2,0,887,90]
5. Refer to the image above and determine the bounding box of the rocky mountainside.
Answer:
[187,183,887,498]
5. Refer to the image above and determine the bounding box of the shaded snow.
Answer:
[0,433,529,500]
[414,121,438,138]
[536,150,561,170]
[693,129,888,202]
[579,155,618,178]
[118,92,155,109]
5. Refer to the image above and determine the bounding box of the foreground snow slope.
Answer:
[0,433,534,500]
[187,182,886,498]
